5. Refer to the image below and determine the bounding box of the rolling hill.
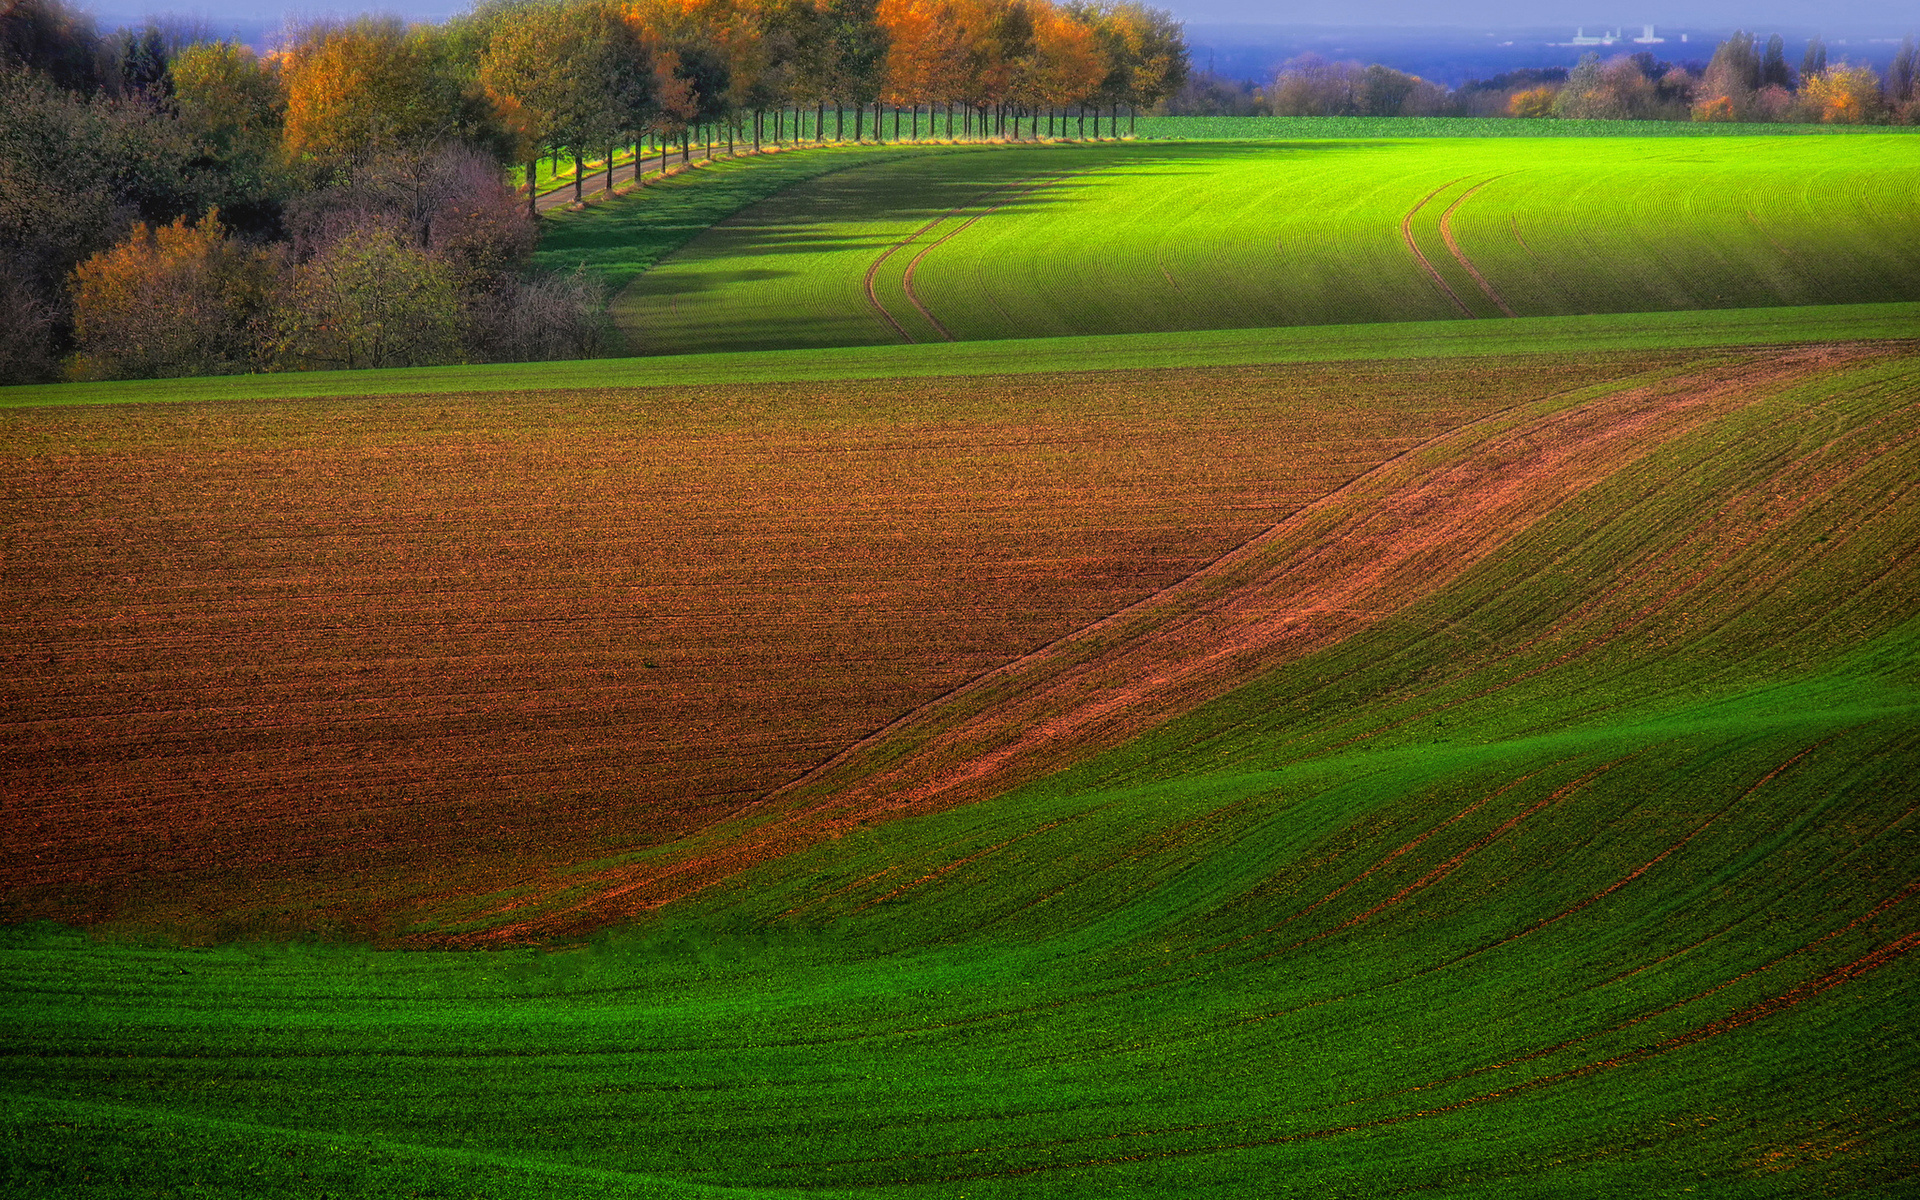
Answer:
[3,133,1917,1197]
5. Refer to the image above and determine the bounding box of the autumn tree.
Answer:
[877,0,944,131]
[67,211,277,379]
[1887,36,1918,122]
[172,40,281,150]
[1507,85,1556,117]
[1693,31,1760,121]
[169,41,288,233]
[1025,0,1104,134]
[1,0,111,92]
[1801,37,1827,83]
[483,0,654,210]
[1555,54,1659,120]
[281,18,489,171]
[1801,62,1886,124]
[1090,2,1183,132]
[821,0,888,139]
[1759,34,1793,90]
[1269,55,1360,116]
[1,61,213,378]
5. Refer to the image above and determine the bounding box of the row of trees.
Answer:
[1253,33,1919,125]
[2,0,1188,384]
[473,0,1187,213]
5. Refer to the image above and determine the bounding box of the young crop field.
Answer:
[4,335,1917,1196]
[610,136,1920,356]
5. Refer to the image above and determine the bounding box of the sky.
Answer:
[74,0,1915,50]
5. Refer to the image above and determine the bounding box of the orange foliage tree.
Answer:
[67,211,277,380]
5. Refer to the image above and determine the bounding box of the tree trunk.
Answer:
[854,102,863,141]
[572,146,583,202]
[526,157,537,218]
[1130,105,1136,135]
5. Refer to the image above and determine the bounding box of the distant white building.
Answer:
[1633,25,1666,44]
[1562,27,1623,47]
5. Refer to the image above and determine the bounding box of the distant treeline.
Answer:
[0,0,1187,385]
[1163,32,1920,125]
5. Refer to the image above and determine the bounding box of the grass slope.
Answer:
[3,346,1916,1197]
[611,137,1920,355]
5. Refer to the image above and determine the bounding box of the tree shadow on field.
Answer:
[671,139,1400,262]
[631,266,794,294]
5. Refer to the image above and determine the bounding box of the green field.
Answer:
[604,137,1920,356]
[5,133,1919,1197]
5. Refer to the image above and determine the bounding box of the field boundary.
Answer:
[9,305,1916,408]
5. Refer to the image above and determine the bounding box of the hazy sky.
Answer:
[1172,2,1907,28]
[78,0,1914,38]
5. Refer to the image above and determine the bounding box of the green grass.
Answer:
[4,349,1916,1196]
[1134,114,1920,139]
[610,137,1920,356]
[4,302,1915,408]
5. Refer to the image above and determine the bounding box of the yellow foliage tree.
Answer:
[281,18,464,165]
[170,41,285,154]
[1801,63,1886,124]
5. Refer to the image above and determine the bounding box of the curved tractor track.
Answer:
[862,173,1071,343]
[1403,175,1518,319]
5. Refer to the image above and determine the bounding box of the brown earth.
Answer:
[0,359,1634,942]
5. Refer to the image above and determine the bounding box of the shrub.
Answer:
[66,211,276,380]
[271,221,464,370]
[469,265,607,363]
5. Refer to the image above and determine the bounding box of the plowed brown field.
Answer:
[0,357,1693,941]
